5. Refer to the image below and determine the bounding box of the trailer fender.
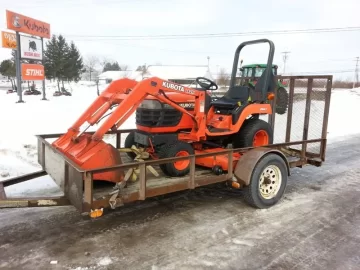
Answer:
[233,147,290,186]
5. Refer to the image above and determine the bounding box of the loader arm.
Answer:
[90,77,204,142]
[51,77,206,183]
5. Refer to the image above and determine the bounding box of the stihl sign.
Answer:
[21,64,45,80]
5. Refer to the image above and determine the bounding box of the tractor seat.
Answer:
[210,86,250,109]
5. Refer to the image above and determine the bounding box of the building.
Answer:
[97,70,142,83]
[145,65,214,86]
[96,65,214,86]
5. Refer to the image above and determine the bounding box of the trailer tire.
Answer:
[233,118,273,149]
[124,131,136,159]
[275,87,289,115]
[158,141,194,177]
[243,153,288,209]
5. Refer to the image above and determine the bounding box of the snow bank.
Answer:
[0,82,359,197]
[0,80,135,196]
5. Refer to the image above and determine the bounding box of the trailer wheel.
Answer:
[158,141,194,177]
[124,131,136,159]
[232,119,273,149]
[243,153,288,209]
[275,87,289,115]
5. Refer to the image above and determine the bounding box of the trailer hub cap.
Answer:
[259,165,282,199]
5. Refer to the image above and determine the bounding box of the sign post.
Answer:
[5,10,50,103]
[41,37,46,100]
[15,31,23,103]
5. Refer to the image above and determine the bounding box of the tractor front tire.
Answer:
[124,131,136,159]
[158,141,194,177]
[243,153,288,209]
[232,119,273,149]
[275,87,289,115]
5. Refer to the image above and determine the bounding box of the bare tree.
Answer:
[217,68,230,86]
[121,64,130,78]
[99,56,111,72]
[136,64,149,79]
[84,55,99,81]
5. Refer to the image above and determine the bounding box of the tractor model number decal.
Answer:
[162,81,195,94]
[178,103,195,108]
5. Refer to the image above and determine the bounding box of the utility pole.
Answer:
[282,51,291,74]
[353,56,359,89]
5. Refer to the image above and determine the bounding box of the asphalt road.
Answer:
[0,135,360,270]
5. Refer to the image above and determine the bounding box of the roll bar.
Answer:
[229,39,275,101]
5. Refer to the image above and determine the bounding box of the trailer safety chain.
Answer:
[107,146,159,210]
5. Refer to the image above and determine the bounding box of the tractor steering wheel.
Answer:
[196,77,218,91]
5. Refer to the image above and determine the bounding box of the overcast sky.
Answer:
[1,0,359,79]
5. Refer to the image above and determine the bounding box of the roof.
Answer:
[145,65,214,81]
[97,70,143,81]
[242,64,278,68]
[97,65,215,82]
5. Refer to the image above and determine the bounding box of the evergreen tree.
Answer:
[64,41,84,82]
[43,35,58,81]
[103,61,121,72]
[43,34,84,89]
[0,59,16,89]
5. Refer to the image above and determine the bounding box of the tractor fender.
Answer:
[231,103,272,130]
[233,147,290,186]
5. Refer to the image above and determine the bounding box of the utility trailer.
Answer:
[0,75,332,217]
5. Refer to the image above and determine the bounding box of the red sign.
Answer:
[21,64,45,80]
[6,10,50,39]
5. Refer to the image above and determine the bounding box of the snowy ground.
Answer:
[0,134,360,270]
[1,80,360,269]
[1,80,360,197]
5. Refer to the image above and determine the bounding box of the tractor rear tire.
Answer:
[243,153,288,209]
[275,87,289,115]
[158,141,194,177]
[232,119,273,149]
[124,131,136,159]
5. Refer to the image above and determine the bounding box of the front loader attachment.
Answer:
[52,78,138,183]
[54,133,124,183]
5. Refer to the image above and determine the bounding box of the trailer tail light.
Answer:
[267,92,275,100]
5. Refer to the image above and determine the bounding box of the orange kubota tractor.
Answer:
[52,39,277,183]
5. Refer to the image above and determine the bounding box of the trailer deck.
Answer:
[0,75,332,217]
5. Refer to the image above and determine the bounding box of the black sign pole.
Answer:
[15,31,24,103]
[41,37,47,100]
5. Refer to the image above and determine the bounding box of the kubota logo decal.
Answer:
[11,15,21,28]
[162,81,185,92]
[6,10,51,39]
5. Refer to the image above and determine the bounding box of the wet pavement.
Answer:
[1,135,360,270]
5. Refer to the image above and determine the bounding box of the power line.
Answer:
[62,26,360,41]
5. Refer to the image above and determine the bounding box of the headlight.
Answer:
[139,100,162,109]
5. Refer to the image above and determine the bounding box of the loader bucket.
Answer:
[52,133,124,183]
